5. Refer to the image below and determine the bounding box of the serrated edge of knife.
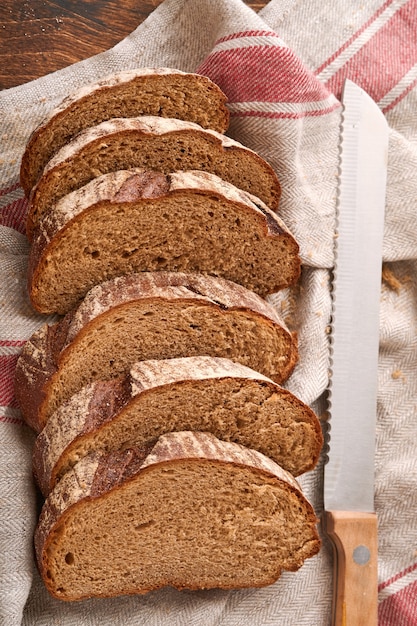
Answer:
[322,96,346,469]
[323,79,388,511]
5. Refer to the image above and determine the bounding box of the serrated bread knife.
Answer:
[323,79,389,626]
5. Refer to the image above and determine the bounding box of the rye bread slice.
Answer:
[35,430,321,601]
[26,116,281,239]
[29,168,300,314]
[15,272,298,433]
[33,355,323,496]
[20,68,230,196]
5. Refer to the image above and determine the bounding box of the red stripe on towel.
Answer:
[315,0,398,75]
[197,31,336,117]
[379,562,417,591]
[0,182,21,198]
[318,0,417,106]
[0,196,28,234]
[0,354,19,407]
[379,580,417,625]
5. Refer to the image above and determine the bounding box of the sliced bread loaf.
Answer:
[35,430,321,601]
[20,68,230,196]
[33,355,323,495]
[15,272,298,433]
[29,168,300,315]
[26,116,281,239]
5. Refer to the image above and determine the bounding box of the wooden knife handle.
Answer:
[323,510,378,626]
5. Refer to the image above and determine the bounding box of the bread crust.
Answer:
[34,431,321,600]
[20,68,230,196]
[64,271,294,345]
[26,116,281,239]
[14,315,73,432]
[28,168,300,314]
[15,272,298,433]
[32,355,323,495]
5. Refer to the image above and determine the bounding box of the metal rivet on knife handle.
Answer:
[353,544,371,565]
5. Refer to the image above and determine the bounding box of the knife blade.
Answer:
[323,79,389,626]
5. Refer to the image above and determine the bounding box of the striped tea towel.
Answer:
[0,0,416,624]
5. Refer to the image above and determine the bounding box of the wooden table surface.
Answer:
[0,0,267,90]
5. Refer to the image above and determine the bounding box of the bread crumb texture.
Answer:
[20,69,230,195]
[33,356,323,495]
[35,432,320,600]
[382,262,412,294]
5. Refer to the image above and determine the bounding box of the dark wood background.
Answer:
[0,1,267,90]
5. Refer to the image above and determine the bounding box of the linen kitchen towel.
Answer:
[1,0,416,624]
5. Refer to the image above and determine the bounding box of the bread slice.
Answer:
[20,68,230,196]
[29,168,300,315]
[15,272,298,433]
[33,355,323,496]
[35,430,321,601]
[26,116,281,239]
